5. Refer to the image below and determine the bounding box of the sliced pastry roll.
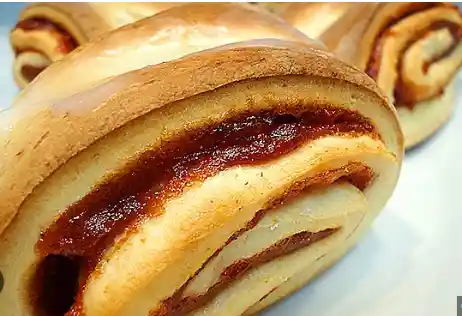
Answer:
[0,4,403,316]
[280,3,462,148]
[0,41,402,316]
[10,2,180,88]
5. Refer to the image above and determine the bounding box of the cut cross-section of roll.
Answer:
[10,2,181,88]
[286,3,462,149]
[0,38,402,315]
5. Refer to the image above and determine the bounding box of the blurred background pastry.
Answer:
[10,2,181,88]
[270,3,462,148]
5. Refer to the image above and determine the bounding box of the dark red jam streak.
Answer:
[365,3,462,109]
[15,18,78,82]
[31,108,376,316]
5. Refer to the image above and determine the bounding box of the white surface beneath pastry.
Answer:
[0,3,460,316]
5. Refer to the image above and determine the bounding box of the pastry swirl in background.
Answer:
[275,2,462,148]
[9,3,314,110]
[10,2,180,88]
[0,3,403,316]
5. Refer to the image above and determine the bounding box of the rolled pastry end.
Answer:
[11,17,79,87]
[363,3,462,148]
[0,41,402,316]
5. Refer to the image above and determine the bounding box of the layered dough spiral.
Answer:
[10,2,180,88]
[279,3,462,148]
[0,4,403,316]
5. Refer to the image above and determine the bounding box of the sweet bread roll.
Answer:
[0,39,402,315]
[0,40,402,316]
[281,3,462,148]
[10,2,180,88]
[12,2,313,110]
[0,5,403,316]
